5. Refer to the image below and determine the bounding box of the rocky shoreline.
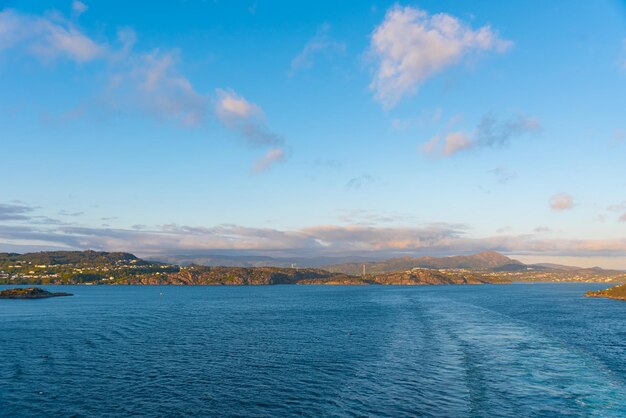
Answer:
[0,287,73,299]
[585,284,626,301]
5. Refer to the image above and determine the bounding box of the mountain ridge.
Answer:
[324,251,525,275]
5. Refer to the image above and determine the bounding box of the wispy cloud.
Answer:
[109,50,208,126]
[421,114,540,157]
[0,202,68,225]
[0,8,106,63]
[215,89,284,146]
[369,5,511,108]
[72,1,88,17]
[488,166,517,184]
[313,158,342,169]
[0,203,35,221]
[607,201,626,222]
[549,193,574,211]
[58,210,84,217]
[336,209,417,226]
[253,147,288,173]
[214,89,288,171]
[290,23,345,74]
[345,174,375,190]
[390,108,443,131]
[475,114,541,147]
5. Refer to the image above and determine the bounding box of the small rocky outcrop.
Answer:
[585,284,626,301]
[0,287,73,299]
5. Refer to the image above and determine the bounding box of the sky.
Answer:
[1,0,626,268]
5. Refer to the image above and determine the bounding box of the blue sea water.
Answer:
[1,283,625,417]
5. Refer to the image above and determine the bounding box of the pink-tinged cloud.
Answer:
[369,5,511,108]
[420,114,540,157]
[442,132,473,155]
[214,89,289,171]
[253,147,287,173]
[214,89,284,147]
[0,9,105,63]
[4,221,626,262]
[549,193,574,211]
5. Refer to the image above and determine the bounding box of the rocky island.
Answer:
[0,287,73,299]
[585,284,626,301]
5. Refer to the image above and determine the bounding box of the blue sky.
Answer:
[1,0,626,267]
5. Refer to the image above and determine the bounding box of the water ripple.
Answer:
[0,284,625,417]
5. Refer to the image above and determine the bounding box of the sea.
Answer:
[1,283,625,417]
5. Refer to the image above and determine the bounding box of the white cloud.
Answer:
[0,9,105,63]
[369,5,511,108]
[253,147,287,172]
[290,23,345,74]
[549,193,574,211]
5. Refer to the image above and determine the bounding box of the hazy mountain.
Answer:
[324,251,525,275]
[148,254,375,268]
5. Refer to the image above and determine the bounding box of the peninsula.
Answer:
[585,284,626,301]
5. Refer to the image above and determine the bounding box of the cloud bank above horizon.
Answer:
[2,201,626,268]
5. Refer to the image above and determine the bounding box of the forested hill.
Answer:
[0,250,146,266]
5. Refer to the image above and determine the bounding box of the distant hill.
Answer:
[158,266,359,285]
[0,250,147,266]
[531,263,580,271]
[149,254,374,268]
[2,250,622,286]
[324,251,524,275]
